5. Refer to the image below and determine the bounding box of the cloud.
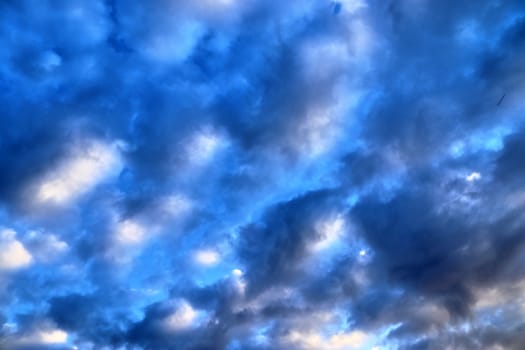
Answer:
[0,316,71,350]
[34,140,121,205]
[25,231,68,263]
[194,249,220,266]
[0,229,33,271]
[114,219,146,246]
[16,329,68,345]
[1,0,525,349]
[162,299,205,332]
[282,329,369,350]
[237,189,343,295]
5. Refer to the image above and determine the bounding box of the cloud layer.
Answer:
[1,0,525,349]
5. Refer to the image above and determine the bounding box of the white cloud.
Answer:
[186,129,225,165]
[282,330,368,350]
[37,329,68,344]
[115,220,146,246]
[466,172,481,182]
[13,328,68,346]
[161,195,193,217]
[108,195,193,264]
[103,218,149,265]
[312,216,345,251]
[36,140,121,205]
[194,249,220,266]
[163,300,202,332]
[232,272,247,296]
[0,229,32,271]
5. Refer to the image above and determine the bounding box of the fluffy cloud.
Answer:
[0,229,32,271]
[34,140,121,205]
[1,0,525,349]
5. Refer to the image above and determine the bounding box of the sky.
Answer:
[0,0,525,349]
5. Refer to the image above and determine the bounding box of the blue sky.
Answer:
[1,0,525,349]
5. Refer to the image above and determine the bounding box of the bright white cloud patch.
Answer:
[231,269,247,296]
[187,129,224,165]
[36,141,121,204]
[194,249,220,266]
[14,328,68,345]
[163,300,200,331]
[312,216,345,251]
[162,195,193,217]
[115,220,146,246]
[282,330,368,350]
[466,172,481,182]
[0,229,32,271]
[37,329,68,344]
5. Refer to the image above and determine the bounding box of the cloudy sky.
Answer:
[0,0,525,349]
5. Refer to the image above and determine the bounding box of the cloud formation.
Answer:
[1,0,525,349]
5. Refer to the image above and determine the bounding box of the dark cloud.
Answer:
[237,189,342,295]
[495,130,525,183]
